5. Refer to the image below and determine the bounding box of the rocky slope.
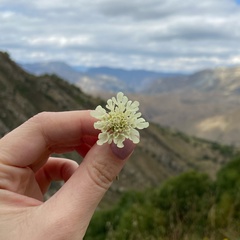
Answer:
[0,52,101,135]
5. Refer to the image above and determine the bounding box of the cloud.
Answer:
[1,0,240,72]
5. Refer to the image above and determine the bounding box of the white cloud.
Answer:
[0,0,240,72]
[26,35,91,48]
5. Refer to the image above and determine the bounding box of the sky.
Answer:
[1,0,240,73]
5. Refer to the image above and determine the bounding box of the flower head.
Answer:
[91,92,149,148]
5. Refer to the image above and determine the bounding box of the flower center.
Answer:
[107,112,129,133]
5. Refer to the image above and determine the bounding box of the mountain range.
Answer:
[137,67,240,146]
[21,61,183,94]
[0,51,235,205]
[21,59,240,147]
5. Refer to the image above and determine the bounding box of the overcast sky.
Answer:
[1,0,240,72]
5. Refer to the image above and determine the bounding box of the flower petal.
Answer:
[117,92,124,102]
[94,121,106,130]
[91,106,106,119]
[135,118,149,129]
[113,134,125,148]
[106,99,115,111]
[129,129,140,144]
[97,132,109,145]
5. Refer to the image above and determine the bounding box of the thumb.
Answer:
[43,139,135,237]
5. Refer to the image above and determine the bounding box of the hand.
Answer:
[0,111,135,240]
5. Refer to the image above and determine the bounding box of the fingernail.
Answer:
[111,139,135,160]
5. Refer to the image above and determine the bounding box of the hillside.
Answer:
[0,52,100,136]
[0,51,236,205]
[97,67,240,146]
[21,60,240,146]
[145,67,240,94]
[86,157,240,239]
[135,67,240,144]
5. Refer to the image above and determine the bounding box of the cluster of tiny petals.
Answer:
[91,92,149,148]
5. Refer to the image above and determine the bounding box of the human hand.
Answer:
[0,111,135,239]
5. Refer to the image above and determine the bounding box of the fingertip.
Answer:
[110,139,136,160]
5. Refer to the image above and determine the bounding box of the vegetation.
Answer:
[85,156,240,240]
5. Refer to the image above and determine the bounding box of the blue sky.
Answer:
[0,0,240,73]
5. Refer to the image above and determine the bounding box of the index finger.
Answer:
[0,111,98,170]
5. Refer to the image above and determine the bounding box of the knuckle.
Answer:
[29,111,52,123]
[87,160,115,190]
[27,112,53,145]
[0,164,34,194]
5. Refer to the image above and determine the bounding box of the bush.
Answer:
[152,171,214,237]
[215,156,240,229]
[85,158,240,240]
[85,191,147,240]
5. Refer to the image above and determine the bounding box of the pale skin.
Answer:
[0,111,135,240]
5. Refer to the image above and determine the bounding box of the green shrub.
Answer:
[85,158,240,240]
[215,156,240,229]
[152,171,214,237]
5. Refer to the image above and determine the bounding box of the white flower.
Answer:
[91,92,149,148]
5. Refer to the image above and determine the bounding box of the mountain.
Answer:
[135,66,240,146]
[145,67,240,94]
[20,59,240,146]
[21,61,84,83]
[189,67,240,94]
[0,51,236,205]
[81,65,240,147]
[21,61,185,94]
[86,66,182,92]
[21,62,129,94]
[21,60,240,96]
[0,54,100,136]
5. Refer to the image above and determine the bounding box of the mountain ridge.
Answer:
[144,66,240,94]
[21,60,240,96]
[19,56,240,146]
[21,61,186,94]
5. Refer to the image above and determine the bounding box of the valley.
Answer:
[21,59,240,146]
